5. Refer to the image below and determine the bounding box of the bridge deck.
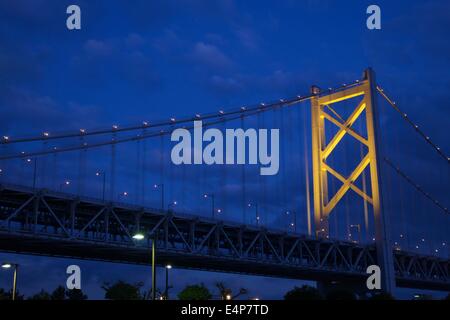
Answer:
[0,184,448,291]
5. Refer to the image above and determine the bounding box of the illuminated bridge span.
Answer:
[0,184,448,291]
[0,69,449,293]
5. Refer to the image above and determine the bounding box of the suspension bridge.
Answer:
[0,69,448,294]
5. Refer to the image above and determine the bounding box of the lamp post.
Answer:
[118,191,128,201]
[133,232,157,300]
[168,200,177,212]
[59,180,70,191]
[1,263,18,300]
[286,210,297,232]
[165,264,172,300]
[203,193,215,218]
[25,158,38,189]
[350,224,362,243]
[248,203,259,225]
[95,171,106,201]
[154,183,165,210]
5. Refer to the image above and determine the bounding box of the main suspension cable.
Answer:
[0,93,314,145]
[377,85,449,164]
[383,157,449,215]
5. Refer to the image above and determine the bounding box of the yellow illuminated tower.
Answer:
[310,68,395,293]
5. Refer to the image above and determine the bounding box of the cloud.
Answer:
[235,27,259,50]
[84,39,113,57]
[0,86,102,135]
[190,42,234,71]
[208,75,243,94]
[125,33,146,48]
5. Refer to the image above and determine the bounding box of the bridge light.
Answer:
[80,129,86,134]
[225,294,232,300]
[1,263,12,269]
[219,110,224,115]
[217,209,222,213]
[166,264,172,269]
[3,136,9,141]
[240,106,246,111]
[112,125,118,130]
[142,121,149,126]
[170,118,176,122]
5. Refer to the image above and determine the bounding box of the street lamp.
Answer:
[203,193,215,218]
[132,233,145,241]
[154,183,165,210]
[1,263,18,300]
[168,200,177,212]
[118,191,128,201]
[59,180,70,191]
[165,264,172,300]
[133,232,157,301]
[349,224,362,243]
[95,171,106,201]
[248,203,259,225]
[24,158,38,189]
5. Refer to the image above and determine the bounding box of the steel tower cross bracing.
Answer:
[310,68,395,293]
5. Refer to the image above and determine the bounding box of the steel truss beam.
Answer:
[0,184,448,291]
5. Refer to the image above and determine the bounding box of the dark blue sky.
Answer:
[0,0,449,299]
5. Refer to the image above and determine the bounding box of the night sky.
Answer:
[0,0,449,299]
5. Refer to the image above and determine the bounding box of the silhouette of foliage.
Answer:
[66,288,88,300]
[326,289,356,300]
[28,289,51,300]
[368,292,395,300]
[284,285,324,300]
[215,282,247,300]
[102,280,144,300]
[178,284,212,300]
[51,286,66,300]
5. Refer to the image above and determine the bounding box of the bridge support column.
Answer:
[310,68,395,293]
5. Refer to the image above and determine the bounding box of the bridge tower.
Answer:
[310,68,395,293]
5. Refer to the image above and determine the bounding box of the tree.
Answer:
[66,288,88,300]
[444,293,450,300]
[178,284,212,300]
[215,282,248,300]
[0,288,24,300]
[326,289,356,300]
[29,289,51,300]
[51,286,66,300]
[284,285,324,300]
[102,281,144,300]
[368,292,395,300]
[0,288,9,300]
